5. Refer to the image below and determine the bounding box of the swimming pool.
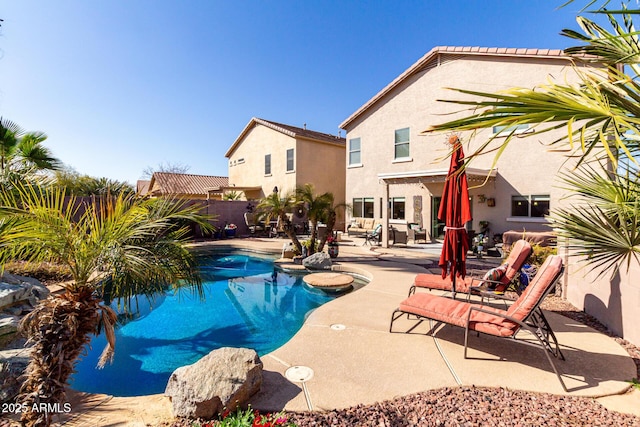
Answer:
[70,250,353,396]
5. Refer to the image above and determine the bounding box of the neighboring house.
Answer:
[141,172,229,200]
[225,116,346,206]
[136,179,151,196]
[340,46,593,247]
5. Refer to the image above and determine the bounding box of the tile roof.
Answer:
[225,117,345,158]
[339,46,572,130]
[149,173,229,196]
[136,180,151,196]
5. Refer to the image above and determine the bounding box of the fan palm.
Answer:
[0,117,60,173]
[0,185,211,427]
[256,189,302,253]
[422,5,640,273]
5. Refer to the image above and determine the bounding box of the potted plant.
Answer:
[224,223,237,237]
[326,235,339,258]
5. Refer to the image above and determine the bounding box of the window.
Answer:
[353,197,374,218]
[493,124,530,137]
[349,137,361,165]
[286,148,294,172]
[511,195,550,217]
[264,154,271,175]
[390,197,405,220]
[394,128,410,159]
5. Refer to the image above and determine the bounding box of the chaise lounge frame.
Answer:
[390,255,567,391]
[408,239,533,296]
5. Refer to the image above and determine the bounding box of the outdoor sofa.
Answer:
[347,218,381,237]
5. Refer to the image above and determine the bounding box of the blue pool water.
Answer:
[69,252,343,396]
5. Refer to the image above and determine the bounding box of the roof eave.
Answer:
[339,46,571,131]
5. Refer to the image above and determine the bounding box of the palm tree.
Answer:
[316,193,350,252]
[295,184,333,255]
[0,184,211,427]
[0,117,60,173]
[422,4,640,273]
[256,189,302,253]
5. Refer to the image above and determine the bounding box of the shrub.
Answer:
[529,244,558,267]
[186,406,296,427]
[4,261,73,284]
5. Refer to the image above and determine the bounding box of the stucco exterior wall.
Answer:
[564,253,640,346]
[343,55,584,238]
[227,122,346,225]
[296,138,346,203]
[227,124,298,198]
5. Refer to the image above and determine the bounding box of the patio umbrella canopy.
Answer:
[438,136,472,293]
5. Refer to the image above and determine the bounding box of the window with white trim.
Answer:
[493,124,531,137]
[349,137,361,165]
[286,148,294,172]
[511,194,549,217]
[264,154,271,175]
[394,128,410,159]
[390,197,405,220]
[353,197,374,218]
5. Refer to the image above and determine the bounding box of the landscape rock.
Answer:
[302,252,332,270]
[0,315,20,347]
[0,347,31,404]
[165,347,263,419]
[0,275,49,311]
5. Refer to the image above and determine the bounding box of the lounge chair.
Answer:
[390,255,567,391]
[408,239,533,296]
[363,223,382,246]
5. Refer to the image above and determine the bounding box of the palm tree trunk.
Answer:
[318,210,337,252]
[308,219,318,254]
[281,213,302,253]
[19,288,101,427]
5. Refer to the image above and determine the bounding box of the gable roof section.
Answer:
[136,180,151,196]
[225,117,345,158]
[339,46,568,130]
[149,172,229,196]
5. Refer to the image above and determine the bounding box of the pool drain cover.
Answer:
[285,366,314,383]
[330,324,346,331]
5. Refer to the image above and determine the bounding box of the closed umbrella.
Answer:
[438,136,472,295]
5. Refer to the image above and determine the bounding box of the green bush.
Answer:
[529,244,558,267]
[190,406,296,426]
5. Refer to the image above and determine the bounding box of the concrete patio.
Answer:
[45,236,640,426]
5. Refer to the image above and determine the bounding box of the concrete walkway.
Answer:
[44,236,640,425]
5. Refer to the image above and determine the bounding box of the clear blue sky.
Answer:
[0,1,589,185]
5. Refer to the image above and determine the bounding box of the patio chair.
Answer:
[407,239,532,296]
[408,223,428,243]
[269,216,287,238]
[363,223,382,246]
[244,212,266,236]
[390,226,408,245]
[390,255,567,391]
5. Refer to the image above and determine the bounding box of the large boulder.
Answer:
[165,347,263,419]
[302,252,332,270]
[0,274,50,310]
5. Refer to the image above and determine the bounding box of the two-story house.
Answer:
[225,117,346,209]
[340,46,593,247]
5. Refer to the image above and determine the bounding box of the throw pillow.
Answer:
[479,263,509,290]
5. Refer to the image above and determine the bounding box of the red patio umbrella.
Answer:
[438,136,472,295]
